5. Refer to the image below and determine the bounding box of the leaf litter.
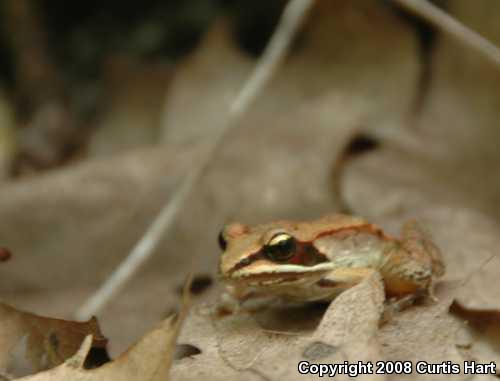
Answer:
[340,0,500,378]
[1,0,500,380]
[172,1,500,380]
[13,305,186,381]
[0,302,107,379]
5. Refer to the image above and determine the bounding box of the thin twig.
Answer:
[392,0,500,67]
[74,0,315,321]
[457,252,496,290]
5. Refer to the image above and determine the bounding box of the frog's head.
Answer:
[217,215,365,287]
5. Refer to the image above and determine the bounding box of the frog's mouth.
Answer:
[228,263,334,285]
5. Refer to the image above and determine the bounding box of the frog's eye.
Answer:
[218,230,227,251]
[264,233,296,262]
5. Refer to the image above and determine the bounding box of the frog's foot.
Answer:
[380,288,437,324]
[425,278,441,303]
[214,291,242,316]
[381,294,417,324]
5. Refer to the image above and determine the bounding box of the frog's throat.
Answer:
[230,262,334,279]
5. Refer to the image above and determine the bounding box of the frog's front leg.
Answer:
[317,267,380,298]
[216,284,252,314]
[217,284,276,314]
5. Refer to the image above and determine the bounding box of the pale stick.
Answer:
[393,0,500,67]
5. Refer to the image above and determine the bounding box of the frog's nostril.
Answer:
[240,258,251,266]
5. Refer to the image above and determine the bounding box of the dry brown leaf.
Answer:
[375,283,465,381]
[0,144,203,303]
[281,272,385,381]
[173,271,386,381]
[162,19,253,145]
[0,302,107,379]
[342,1,500,223]
[15,282,190,381]
[88,60,172,157]
[450,301,500,374]
[292,273,385,381]
[312,271,384,346]
[15,314,181,381]
[172,300,263,381]
[339,1,500,370]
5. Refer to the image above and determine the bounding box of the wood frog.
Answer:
[217,214,444,310]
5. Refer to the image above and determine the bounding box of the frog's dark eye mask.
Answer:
[228,234,329,275]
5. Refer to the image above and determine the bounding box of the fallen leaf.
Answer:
[172,300,264,381]
[15,279,189,381]
[162,18,253,145]
[342,0,500,222]
[0,302,107,379]
[338,2,500,373]
[88,60,172,157]
[15,315,180,381]
[312,271,384,345]
[450,301,500,373]
[173,271,386,381]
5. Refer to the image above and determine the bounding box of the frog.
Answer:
[217,214,444,311]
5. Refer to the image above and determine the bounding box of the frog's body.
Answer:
[218,214,444,307]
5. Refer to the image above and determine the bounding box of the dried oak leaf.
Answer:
[15,312,182,381]
[450,301,500,374]
[171,299,263,381]
[260,271,386,381]
[173,272,385,381]
[0,302,107,379]
[88,60,172,157]
[342,0,500,308]
[342,1,500,225]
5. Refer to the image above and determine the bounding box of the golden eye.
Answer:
[264,233,296,262]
